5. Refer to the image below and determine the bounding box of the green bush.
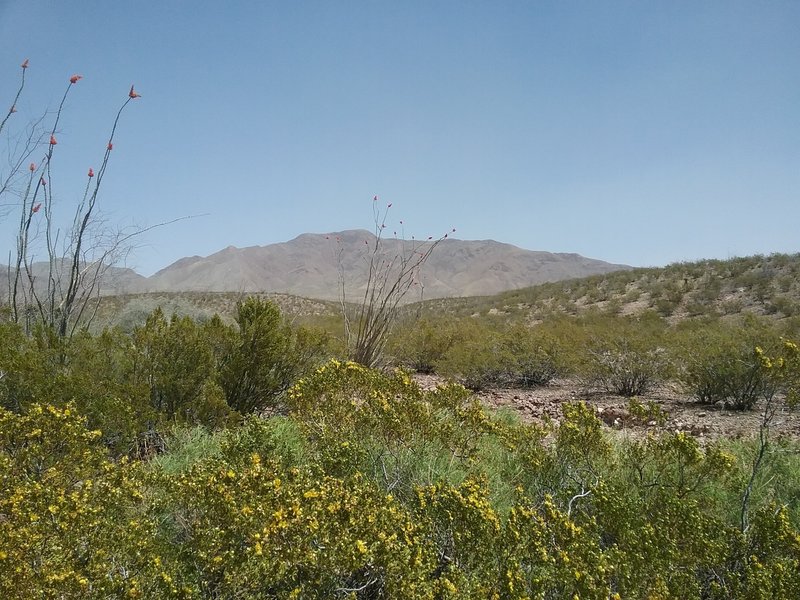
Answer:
[387,316,470,374]
[436,326,511,390]
[0,404,179,599]
[219,297,329,414]
[578,313,671,396]
[436,321,564,390]
[675,318,782,410]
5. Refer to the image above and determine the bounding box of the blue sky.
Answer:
[1,1,798,276]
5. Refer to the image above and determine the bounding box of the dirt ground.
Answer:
[413,375,800,442]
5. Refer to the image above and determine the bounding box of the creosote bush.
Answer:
[418,319,565,390]
[219,297,329,414]
[676,318,783,409]
[0,298,328,454]
[576,313,671,396]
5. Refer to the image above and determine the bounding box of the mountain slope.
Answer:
[138,230,630,301]
[414,252,800,322]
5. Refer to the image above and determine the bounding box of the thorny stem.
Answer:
[4,63,142,337]
[0,61,26,136]
[740,391,777,532]
[338,199,449,368]
[58,96,133,336]
[17,80,75,328]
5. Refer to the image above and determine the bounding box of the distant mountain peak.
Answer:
[132,231,631,301]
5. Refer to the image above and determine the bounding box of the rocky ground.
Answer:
[414,375,800,442]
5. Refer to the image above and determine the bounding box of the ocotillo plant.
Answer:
[337,196,454,368]
[1,58,141,337]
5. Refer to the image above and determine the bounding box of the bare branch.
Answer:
[339,198,450,367]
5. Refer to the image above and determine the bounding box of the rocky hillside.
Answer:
[137,230,629,301]
[416,252,800,323]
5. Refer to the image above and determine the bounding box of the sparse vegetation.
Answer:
[3,71,800,596]
[338,198,452,368]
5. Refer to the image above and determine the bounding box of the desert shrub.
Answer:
[675,318,782,410]
[387,315,471,373]
[134,308,233,424]
[0,323,155,453]
[436,321,564,390]
[0,404,182,599]
[597,433,736,597]
[0,320,49,412]
[653,296,679,317]
[60,328,155,453]
[578,313,671,396]
[286,359,498,498]
[436,325,512,390]
[587,344,667,396]
[219,297,329,414]
[715,504,800,599]
[623,288,642,303]
[154,457,437,598]
[768,294,800,317]
[501,323,564,387]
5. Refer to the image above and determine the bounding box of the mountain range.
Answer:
[133,230,630,301]
[3,230,631,302]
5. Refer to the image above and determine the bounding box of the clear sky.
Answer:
[1,1,798,276]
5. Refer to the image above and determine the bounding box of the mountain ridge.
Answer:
[1,230,632,302]
[134,229,631,301]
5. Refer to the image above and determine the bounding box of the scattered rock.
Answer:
[413,374,800,442]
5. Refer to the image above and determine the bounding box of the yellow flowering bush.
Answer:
[0,333,799,598]
[153,458,436,598]
[286,359,497,497]
[0,404,187,599]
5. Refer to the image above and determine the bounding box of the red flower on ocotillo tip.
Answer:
[88,168,94,178]
[32,203,41,213]
[29,163,35,172]
[49,135,57,145]
[107,142,113,151]
[129,85,141,99]
[21,59,29,69]
[69,74,82,84]
[40,177,46,186]
[9,105,16,113]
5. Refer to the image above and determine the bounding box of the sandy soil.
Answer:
[414,375,800,442]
